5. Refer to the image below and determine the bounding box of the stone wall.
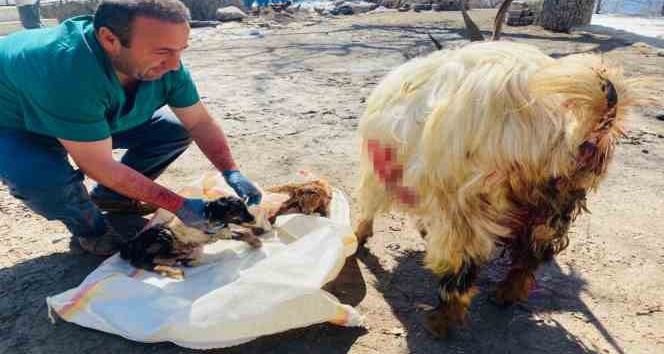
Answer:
[38,0,243,22]
[40,0,99,21]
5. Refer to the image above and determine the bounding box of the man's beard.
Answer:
[111,55,162,82]
[136,69,164,81]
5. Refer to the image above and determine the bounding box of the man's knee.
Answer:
[6,171,88,219]
[0,129,77,188]
[9,180,108,238]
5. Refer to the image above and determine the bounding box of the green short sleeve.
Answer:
[166,64,200,108]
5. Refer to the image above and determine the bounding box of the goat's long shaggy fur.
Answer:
[356,41,650,335]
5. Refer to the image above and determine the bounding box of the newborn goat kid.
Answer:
[121,196,257,279]
[355,41,649,337]
[265,179,333,223]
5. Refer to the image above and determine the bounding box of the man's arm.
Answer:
[171,101,237,172]
[172,101,261,205]
[58,138,184,213]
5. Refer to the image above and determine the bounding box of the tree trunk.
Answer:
[595,0,602,14]
[539,0,595,33]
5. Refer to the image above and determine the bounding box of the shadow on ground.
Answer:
[357,245,625,354]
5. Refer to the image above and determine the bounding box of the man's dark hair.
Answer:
[93,0,190,47]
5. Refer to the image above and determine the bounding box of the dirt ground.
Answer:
[1,9,663,354]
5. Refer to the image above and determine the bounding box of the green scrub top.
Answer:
[0,15,199,142]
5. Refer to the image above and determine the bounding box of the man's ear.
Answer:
[96,26,123,54]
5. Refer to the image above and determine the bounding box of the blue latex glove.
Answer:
[174,198,209,231]
[222,170,262,206]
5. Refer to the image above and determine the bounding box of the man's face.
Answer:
[110,17,190,82]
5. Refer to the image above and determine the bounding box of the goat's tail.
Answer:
[529,54,653,142]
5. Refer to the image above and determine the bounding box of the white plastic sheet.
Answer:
[46,172,362,349]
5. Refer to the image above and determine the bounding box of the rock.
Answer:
[508,15,534,26]
[507,6,535,26]
[180,0,245,20]
[248,27,263,36]
[510,1,529,10]
[216,6,248,22]
[509,9,527,17]
[632,42,651,49]
[385,327,405,336]
[656,112,664,121]
[189,20,221,28]
[413,4,432,12]
[348,2,378,15]
[385,242,400,251]
[270,0,292,12]
[433,1,460,11]
[367,6,394,14]
[506,1,535,26]
[47,233,68,244]
[330,5,354,16]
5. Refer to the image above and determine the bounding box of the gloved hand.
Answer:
[174,198,209,231]
[222,170,262,206]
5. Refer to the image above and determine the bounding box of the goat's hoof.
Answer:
[354,232,372,246]
[492,276,535,307]
[422,307,452,339]
[250,227,266,235]
[233,231,263,248]
[246,237,262,249]
[354,220,374,246]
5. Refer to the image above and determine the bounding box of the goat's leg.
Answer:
[231,230,263,249]
[423,259,480,338]
[354,173,387,245]
[355,218,375,245]
[493,243,554,306]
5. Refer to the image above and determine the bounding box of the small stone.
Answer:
[389,225,402,231]
[415,303,434,311]
[48,233,68,244]
[385,327,405,336]
[642,149,649,154]
[385,242,400,251]
[216,6,248,22]
[572,312,590,322]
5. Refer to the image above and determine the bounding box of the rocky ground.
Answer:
[1,9,663,354]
